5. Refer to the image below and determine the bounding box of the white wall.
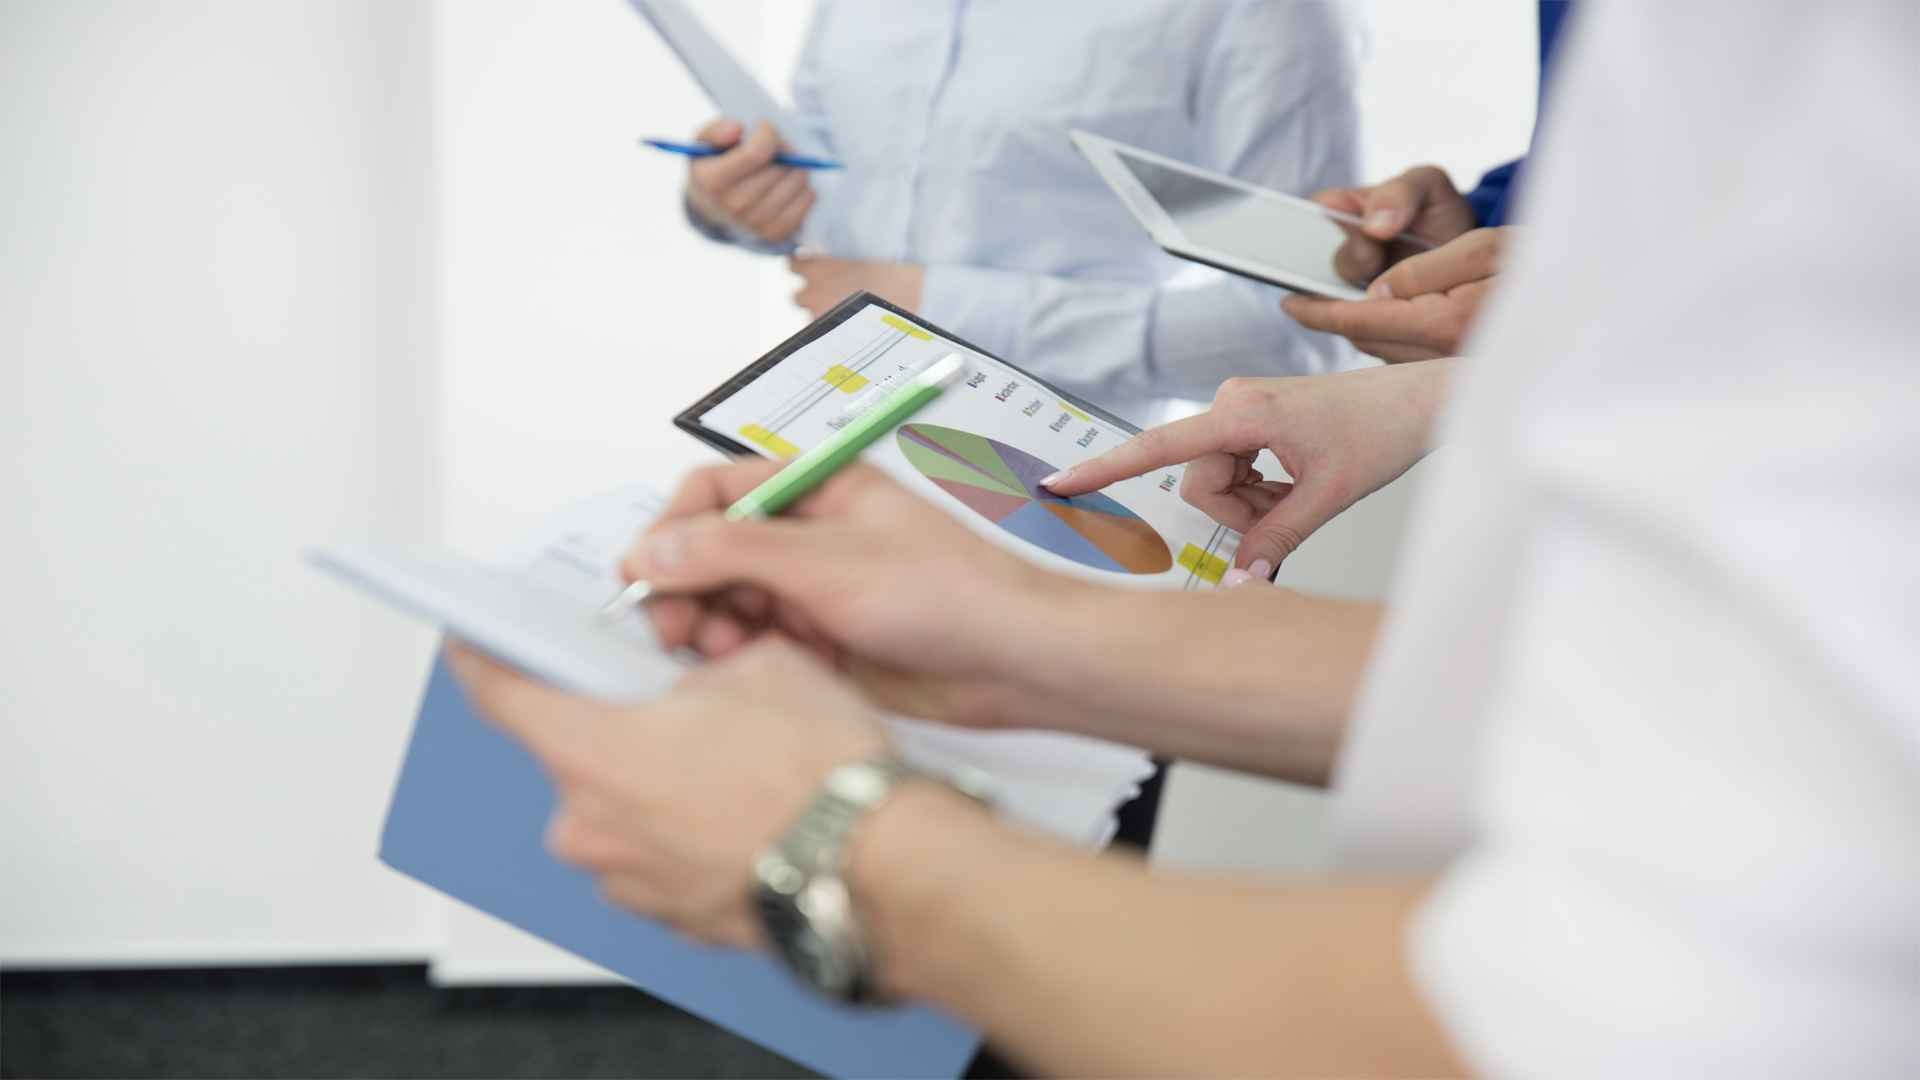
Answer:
[0,0,438,963]
[426,0,802,984]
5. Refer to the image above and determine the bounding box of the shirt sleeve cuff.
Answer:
[917,263,1033,359]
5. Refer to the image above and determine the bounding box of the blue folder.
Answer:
[381,657,983,1078]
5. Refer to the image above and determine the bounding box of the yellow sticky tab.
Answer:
[739,424,801,459]
[880,313,933,341]
[822,364,869,393]
[1058,401,1092,422]
[1177,543,1229,585]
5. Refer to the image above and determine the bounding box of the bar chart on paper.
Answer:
[898,423,1173,575]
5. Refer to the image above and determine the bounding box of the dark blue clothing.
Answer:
[1464,0,1574,227]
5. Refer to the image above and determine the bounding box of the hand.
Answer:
[1310,164,1479,287]
[1281,228,1509,362]
[789,255,924,319]
[448,638,886,949]
[1043,363,1453,573]
[684,118,815,245]
[630,460,1057,688]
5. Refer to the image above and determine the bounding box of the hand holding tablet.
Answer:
[1070,130,1433,300]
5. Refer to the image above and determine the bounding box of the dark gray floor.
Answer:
[0,965,814,1079]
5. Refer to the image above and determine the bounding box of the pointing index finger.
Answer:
[1042,413,1241,495]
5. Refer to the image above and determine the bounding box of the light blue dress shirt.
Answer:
[702,0,1365,420]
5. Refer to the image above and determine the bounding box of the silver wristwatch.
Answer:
[752,754,991,1004]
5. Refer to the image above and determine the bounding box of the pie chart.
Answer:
[897,423,1173,575]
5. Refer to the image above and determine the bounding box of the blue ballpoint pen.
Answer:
[640,137,843,171]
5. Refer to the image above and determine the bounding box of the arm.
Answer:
[629,462,1381,786]
[977,579,1380,787]
[854,787,1461,1078]
[451,642,1463,1077]
[919,3,1368,403]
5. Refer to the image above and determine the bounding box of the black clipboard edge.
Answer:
[672,291,1144,460]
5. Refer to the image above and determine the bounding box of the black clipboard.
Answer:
[673,292,1144,458]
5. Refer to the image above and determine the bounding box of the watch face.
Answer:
[755,875,859,998]
[789,926,853,994]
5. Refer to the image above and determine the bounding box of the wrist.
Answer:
[971,565,1098,682]
[845,780,1008,1004]
[683,186,724,231]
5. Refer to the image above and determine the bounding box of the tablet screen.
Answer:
[1116,150,1357,292]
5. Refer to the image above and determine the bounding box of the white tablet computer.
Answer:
[1072,129,1391,301]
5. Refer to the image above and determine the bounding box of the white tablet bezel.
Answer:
[1070,129,1368,301]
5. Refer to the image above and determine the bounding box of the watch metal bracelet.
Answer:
[752,754,992,1004]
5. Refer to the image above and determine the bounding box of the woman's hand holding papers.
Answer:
[1044,362,1454,576]
[450,637,889,950]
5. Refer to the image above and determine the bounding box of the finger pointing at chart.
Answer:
[1043,409,1328,577]
[1045,365,1455,575]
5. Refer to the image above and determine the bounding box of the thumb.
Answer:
[625,512,844,604]
[1360,183,1423,239]
[1234,481,1346,574]
[694,117,743,147]
[1361,165,1450,239]
[1368,228,1501,299]
[445,643,608,763]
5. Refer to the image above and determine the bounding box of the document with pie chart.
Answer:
[682,296,1239,589]
[897,423,1173,575]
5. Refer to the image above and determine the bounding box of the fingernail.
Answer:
[1040,468,1071,490]
[1367,278,1393,299]
[1248,558,1274,581]
[647,528,686,572]
[1221,568,1254,588]
[1367,209,1400,233]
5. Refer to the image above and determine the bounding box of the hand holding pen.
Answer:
[674,119,836,246]
[601,354,964,620]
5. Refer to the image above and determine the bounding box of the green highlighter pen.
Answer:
[725,351,966,520]
[599,351,965,618]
